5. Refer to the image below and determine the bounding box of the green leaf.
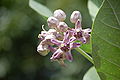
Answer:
[29,0,52,17]
[88,0,99,21]
[91,0,103,7]
[92,0,120,80]
[80,43,92,54]
[83,67,101,80]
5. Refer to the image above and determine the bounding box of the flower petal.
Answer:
[51,39,62,46]
[78,37,86,44]
[50,49,63,60]
[67,28,75,36]
[84,34,90,43]
[70,42,81,49]
[66,51,73,62]
[75,19,81,30]
[83,28,91,33]
[48,45,56,53]
[69,37,76,42]
[63,31,69,43]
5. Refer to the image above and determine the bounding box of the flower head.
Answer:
[73,19,91,43]
[37,9,91,66]
[50,31,80,63]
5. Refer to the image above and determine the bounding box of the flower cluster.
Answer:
[37,9,91,66]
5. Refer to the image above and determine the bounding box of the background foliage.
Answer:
[0,0,92,80]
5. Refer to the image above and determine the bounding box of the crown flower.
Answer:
[37,9,91,66]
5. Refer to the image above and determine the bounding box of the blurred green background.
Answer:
[0,0,93,80]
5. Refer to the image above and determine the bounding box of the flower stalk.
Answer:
[75,47,94,64]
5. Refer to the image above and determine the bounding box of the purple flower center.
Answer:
[60,43,70,52]
[74,31,82,38]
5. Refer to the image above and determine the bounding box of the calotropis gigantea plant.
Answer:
[29,0,120,80]
[37,9,91,66]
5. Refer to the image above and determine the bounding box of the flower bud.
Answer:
[47,17,59,28]
[38,31,48,40]
[45,34,55,40]
[70,11,82,23]
[41,31,48,37]
[57,22,68,32]
[54,9,66,21]
[48,29,57,35]
[37,43,50,56]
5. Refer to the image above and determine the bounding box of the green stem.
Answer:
[75,48,94,64]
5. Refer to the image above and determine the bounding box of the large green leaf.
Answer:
[83,67,101,80]
[91,0,103,7]
[92,0,120,80]
[29,0,52,17]
[88,0,99,21]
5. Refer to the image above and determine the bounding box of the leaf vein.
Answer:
[99,71,120,79]
[98,54,120,68]
[107,0,120,26]
[100,20,120,31]
[94,32,120,49]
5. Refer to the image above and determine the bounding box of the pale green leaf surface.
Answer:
[88,0,99,21]
[29,0,52,17]
[83,67,101,80]
[92,0,120,80]
[91,0,103,7]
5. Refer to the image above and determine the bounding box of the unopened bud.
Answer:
[45,34,55,40]
[54,9,66,21]
[47,17,59,28]
[70,11,82,23]
[57,22,68,32]
[41,31,48,36]
[37,43,50,56]
[48,29,57,35]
